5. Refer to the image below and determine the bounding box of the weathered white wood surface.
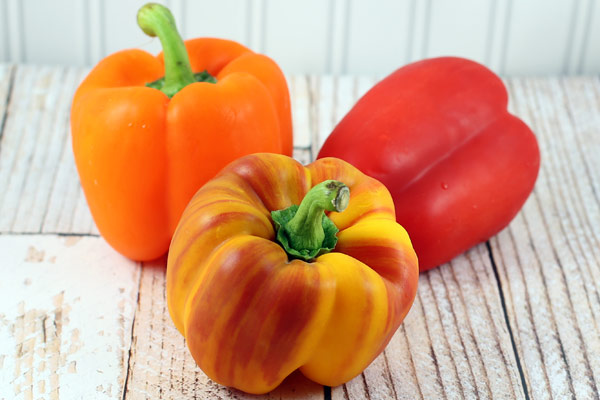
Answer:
[0,235,140,399]
[0,64,599,399]
[489,78,600,399]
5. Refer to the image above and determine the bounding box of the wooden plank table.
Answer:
[0,64,598,400]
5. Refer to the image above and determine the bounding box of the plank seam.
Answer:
[466,248,520,399]
[532,187,600,394]
[161,268,171,398]
[540,81,600,329]
[83,0,91,65]
[499,0,513,75]
[0,64,15,147]
[421,0,432,58]
[426,272,466,398]
[0,231,100,237]
[437,269,480,398]
[505,79,565,395]
[15,67,68,233]
[484,0,496,66]
[577,1,596,73]
[1,67,45,227]
[245,0,252,48]
[448,260,493,397]
[8,74,50,231]
[382,351,399,400]
[416,289,447,399]
[38,105,71,234]
[360,372,372,400]
[526,78,600,393]
[562,0,581,74]
[323,385,332,400]
[121,263,143,400]
[1,2,8,61]
[405,0,417,62]
[520,205,577,396]
[16,0,24,63]
[401,324,425,400]
[507,225,553,394]
[341,383,349,400]
[486,241,531,400]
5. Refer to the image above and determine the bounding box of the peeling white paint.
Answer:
[0,235,140,399]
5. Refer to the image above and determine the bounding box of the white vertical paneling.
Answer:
[487,0,511,72]
[0,0,9,61]
[263,0,330,74]
[562,0,594,74]
[503,0,576,75]
[426,0,493,65]
[86,0,105,65]
[4,0,23,63]
[581,1,600,74]
[345,0,412,74]
[327,0,348,74]
[21,0,86,66]
[0,0,598,75]
[184,0,249,46]
[102,0,168,58]
[247,0,265,52]
[408,0,432,62]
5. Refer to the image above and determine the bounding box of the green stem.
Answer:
[137,3,198,97]
[285,180,350,251]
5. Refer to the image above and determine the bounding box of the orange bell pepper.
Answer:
[167,153,419,394]
[70,3,292,260]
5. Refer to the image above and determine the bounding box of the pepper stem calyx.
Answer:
[137,3,216,97]
[271,180,350,261]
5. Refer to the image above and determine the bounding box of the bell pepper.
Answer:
[70,3,292,261]
[167,153,419,394]
[318,57,540,271]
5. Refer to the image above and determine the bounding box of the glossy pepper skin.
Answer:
[70,4,292,261]
[167,153,419,394]
[318,57,540,271]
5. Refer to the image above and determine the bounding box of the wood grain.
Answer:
[0,65,97,235]
[0,235,140,400]
[489,78,600,399]
[0,65,599,399]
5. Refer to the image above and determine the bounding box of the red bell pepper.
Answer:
[318,57,540,271]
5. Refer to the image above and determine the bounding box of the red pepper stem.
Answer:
[285,180,350,251]
[137,3,196,97]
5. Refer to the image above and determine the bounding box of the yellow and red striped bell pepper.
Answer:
[166,153,419,394]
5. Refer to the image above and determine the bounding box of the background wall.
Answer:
[0,0,598,76]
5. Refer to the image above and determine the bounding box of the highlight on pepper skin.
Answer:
[166,153,419,394]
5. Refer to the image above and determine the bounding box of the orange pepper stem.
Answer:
[137,3,200,97]
[272,180,349,260]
